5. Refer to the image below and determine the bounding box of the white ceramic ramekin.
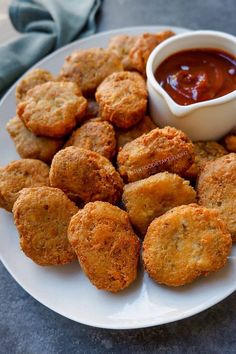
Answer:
[146,30,236,141]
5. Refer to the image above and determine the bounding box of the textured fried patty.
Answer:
[143,204,232,287]
[224,133,236,152]
[68,201,140,292]
[17,81,87,138]
[117,126,194,182]
[185,141,227,179]
[65,119,116,160]
[59,48,123,96]
[115,115,156,149]
[50,146,124,205]
[197,153,236,241]
[7,117,64,163]
[96,71,147,129]
[129,31,175,76]
[123,172,196,236]
[13,187,78,266]
[16,68,54,103]
[0,159,49,212]
[109,34,137,70]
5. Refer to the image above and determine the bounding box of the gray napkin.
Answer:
[0,0,101,97]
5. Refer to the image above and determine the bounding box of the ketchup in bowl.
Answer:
[155,49,236,105]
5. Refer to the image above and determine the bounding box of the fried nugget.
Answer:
[59,48,123,96]
[68,201,140,292]
[224,132,236,152]
[116,115,156,149]
[143,204,232,287]
[17,81,87,138]
[16,68,54,103]
[96,71,147,129]
[13,187,78,265]
[0,159,49,212]
[108,34,137,70]
[123,172,196,236]
[65,119,116,160]
[117,126,194,182]
[129,31,175,76]
[6,117,64,163]
[50,146,123,205]
[185,141,227,179]
[197,153,236,240]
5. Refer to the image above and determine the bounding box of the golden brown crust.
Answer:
[224,133,236,152]
[123,172,196,236]
[197,153,236,241]
[115,115,156,149]
[117,126,195,182]
[96,71,147,129]
[108,34,137,70]
[6,117,64,163]
[16,68,54,103]
[185,141,227,179]
[0,159,49,212]
[13,187,78,266]
[68,201,140,292]
[17,81,87,138]
[59,48,123,96]
[64,119,116,160]
[143,204,232,287]
[129,31,175,76]
[50,146,124,204]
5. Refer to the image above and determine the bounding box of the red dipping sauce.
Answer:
[155,49,236,105]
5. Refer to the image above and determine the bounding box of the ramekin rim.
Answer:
[146,30,236,113]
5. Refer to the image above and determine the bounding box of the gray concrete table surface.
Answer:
[1,0,236,353]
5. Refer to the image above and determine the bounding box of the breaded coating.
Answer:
[68,201,140,292]
[224,132,236,152]
[117,126,194,182]
[59,48,123,96]
[185,141,227,179]
[108,34,137,70]
[13,187,78,266]
[6,117,64,163]
[65,119,116,160]
[17,81,87,138]
[129,31,175,76]
[116,115,156,149]
[197,153,236,241]
[50,146,124,205]
[0,159,49,212]
[96,71,147,129]
[84,99,100,119]
[143,204,232,287]
[123,172,196,236]
[16,68,54,103]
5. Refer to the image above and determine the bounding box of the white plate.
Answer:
[0,26,236,330]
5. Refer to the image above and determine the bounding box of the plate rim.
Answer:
[1,25,235,330]
[1,252,236,330]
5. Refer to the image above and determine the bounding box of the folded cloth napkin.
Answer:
[0,0,101,97]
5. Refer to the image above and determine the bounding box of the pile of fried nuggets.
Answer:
[1,30,236,292]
